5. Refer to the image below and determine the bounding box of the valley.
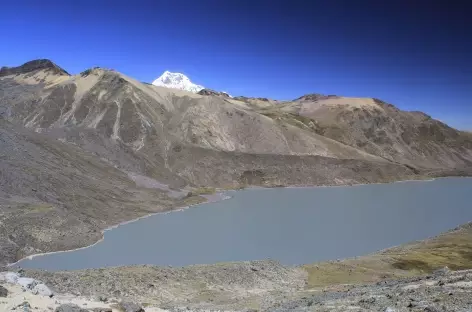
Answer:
[1,59,472,311]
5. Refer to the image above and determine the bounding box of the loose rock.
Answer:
[95,295,107,302]
[55,303,88,312]
[1,272,20,283]
[0,285,8,297]
[433,267,451,276]
[17,277,38,290]
[32,283,54,297]
[118,301,145,312]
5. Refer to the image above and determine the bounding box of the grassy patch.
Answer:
[303,223,472,288]
[260,111,280,119]
[303,259,398,288]
[16,203,56,214]
[191,187,217,195]
[258,110,330,136]
[221,184,246,190]
[391,259,432,271]
[181,195,207,206]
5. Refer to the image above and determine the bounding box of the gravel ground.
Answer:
[268,268,472,312]
[2,267,471,311]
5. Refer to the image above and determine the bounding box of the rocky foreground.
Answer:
[271,268,472,312]
[1,267,472,311]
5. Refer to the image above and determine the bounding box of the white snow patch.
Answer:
[152,71,204,93]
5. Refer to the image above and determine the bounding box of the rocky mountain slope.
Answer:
[0,61,380,161]
[0,59,472,267]
[2,60,471,173]
[251,95,472,169]
[0,118,205,267]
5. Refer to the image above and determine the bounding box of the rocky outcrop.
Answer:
[197,88,230,97]
[0,272,54,297]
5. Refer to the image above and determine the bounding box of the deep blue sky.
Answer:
[1,0,471,129]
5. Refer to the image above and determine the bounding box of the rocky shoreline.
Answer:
[7,192,231,269]
[5,172,472,271]
[1,222,470,311]
[2,263,472,311]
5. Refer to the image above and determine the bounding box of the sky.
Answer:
[1,0,471,130]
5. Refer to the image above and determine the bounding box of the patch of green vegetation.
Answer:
[288,113,314,125]
[181,195,207,206]
[19,203,55,214]
[259,111,280,120]
[303,260,397,288]
[303,224,472,288]
[389,243,472,273]
[221,184,246,190]
[258,110,332,137]
[391,259,432,271]
[191,187,217,195]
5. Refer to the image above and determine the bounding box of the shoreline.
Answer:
[8,192,233,268]
[7,175,472,270]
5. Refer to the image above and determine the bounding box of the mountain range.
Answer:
[0,59,471,266]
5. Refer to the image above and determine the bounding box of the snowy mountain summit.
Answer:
[152,71,204,93]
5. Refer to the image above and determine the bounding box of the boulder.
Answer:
[55,303,88,312]
[0,272,20,283]
[32,283,54,297]
[16,301,31,310]
[17,277,38,290]
[89,308,112,312]
[0,285,8,297]
[119,301,145,312]
[94,295,107,302]
[433,266,451,276]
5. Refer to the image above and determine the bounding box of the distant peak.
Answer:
[0,59,69,77]
[152,71,204,93]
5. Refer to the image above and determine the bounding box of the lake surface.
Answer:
[15,178,472,271]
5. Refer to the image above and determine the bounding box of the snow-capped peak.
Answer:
[152,71,204,93]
